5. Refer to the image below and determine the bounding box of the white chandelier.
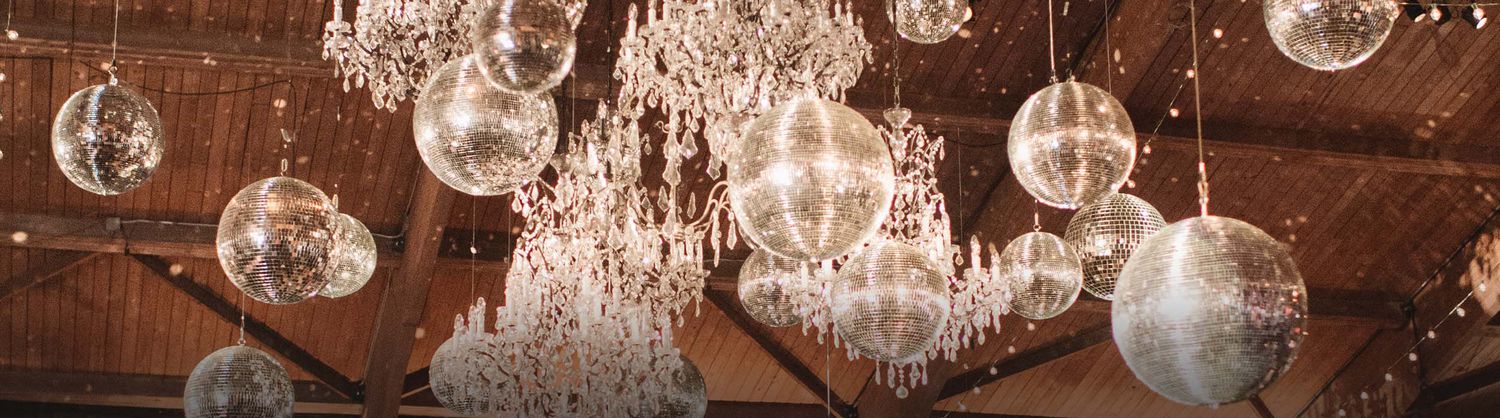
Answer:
[321,0,584,109]
[615,0,872,182]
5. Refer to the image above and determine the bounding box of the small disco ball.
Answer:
[999,232,1083,320]
[216,177,341,304]
[1063,193,1165,300]
[831,240,950,362]
[887,0,968,44]
[1009,81,1136,209]
[184,345,294,418]
[738,249,807,327]
[1113,216,1307,406]
[471,0,577,94]
[321,213,377,298]
[640,356,708,418]
[729,97,895,262]
[1264,0,1397,71]
[431,331,510,414]
[414,55,558,196]
[51,81,164,196]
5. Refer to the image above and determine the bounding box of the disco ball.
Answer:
[216,177,341,304]
[51,81,164,195]
[728,97,895,262]
[471,0,577,94]
[184,345,294,418]
[1009,81,1136,209]
[738,250,807,327]
[999,232,1083,320]
[887,0,968,44]
[831,240,950,362]
[321,213,377,298]
[1264,0,1397,71]
[431,335,510,414]
[1063,193,1165,300]
[1113,216,1307,406]
[414,55,558,196]
[640,356,708,418]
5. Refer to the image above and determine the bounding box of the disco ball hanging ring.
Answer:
[887,0,968,44]
[51,80,165,195]
[321,213,377,298]
[471,0,578,94]
[216,177,342,304]
[184,345,294,418]
[998,231,1083,320]
[738,250,807,328]
[1009,81,1136,209]
[1264,0,1397,71]
[831,240,950,362]
[1064,193,1165,300]
[414,55,558,196]
[1113,216,1307,406]
[728,97,895,262]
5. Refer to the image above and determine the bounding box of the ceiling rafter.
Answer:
[702,288,855,418]
[129,254,363,401]
[940,322,1112,400]
[0,250,99,301]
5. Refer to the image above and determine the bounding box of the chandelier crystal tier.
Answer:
[1113,216,1307,406]
[216,176,343,305]
[1009,81,1136,209]
[997,231,1083,320]
[1264,0,1397,71]
[321,0,585,109]
[413,54,558,196]
[615,0,872,181]
[184,345,294,418]
[1063,193,1165,300]
[52,77,165,196]
[321,213,377,298]
[887,0,968,44]
[738,250,809,327]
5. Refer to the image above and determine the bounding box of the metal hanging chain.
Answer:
[1033,200,1042,232]
[890,0,903,110]
[1187,0,1210,217]
[1047,0,1058,83]
[237,286,247,346]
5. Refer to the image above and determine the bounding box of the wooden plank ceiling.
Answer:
[3,0,1500,417]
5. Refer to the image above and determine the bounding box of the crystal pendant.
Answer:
[1264,0,1397,71]
[998,231,1083,320]
[471,0,578,94]
[51,80,165,195]
[184,345,294,418]
[216,177,342,304]
[831,240,950,362]
[414,55,558,196]
[1009,81,1136,209]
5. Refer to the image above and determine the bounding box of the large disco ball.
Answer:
[1063,193,1165,300]
[1113,216,1307,406]
[831,240,950,362]
[184,345,293,418]
[639,356,708,418]
[1009,81,1136,209]
[728,98,895,262]
[998,232,1083,320]
[217,177,342,304]
[471,0,577,94]
[887,0,968,44]
[1264,0,1397,71]
[738,250,806,327]
[414,55,558,196]
[51,81,164,195]
[321,213,377,298]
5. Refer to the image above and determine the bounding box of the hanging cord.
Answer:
[1103,0,1113,93]
[237,286,247,346]
[470,198,478,302]
[1032,199,1042,232]
[890,0,903,110]
[1187,0,1209,217]
[1046,0,1058,83]
[108,0,119,81]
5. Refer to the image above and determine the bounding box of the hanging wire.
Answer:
[1032,199,1042,232]
[470,197,479,302]
[1046,0,1058,83]
[109,0,119,78]
[1103,0,1113,93]
[1187,0,1209,217]
[237,285,247,346]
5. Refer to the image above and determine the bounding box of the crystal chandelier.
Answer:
[615,0,872,181]
[321,0,585,109]
[1264,0,1397,71]
[184,345,294,418]
[52,75,164,196]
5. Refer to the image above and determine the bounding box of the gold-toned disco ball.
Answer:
[831,240,950,362]
[414,55,558,196]
[887,0,968,44]
[322,213,377,298]
[51,81,164,195]
[471,0,577,94]
[1009,81,1135,209]
[738,249,807,327]
[1264,0,1397,71]
[998,231,1083,320]
[216,177,341,305]
[1064,193,1165,300]
[184,345,294,418]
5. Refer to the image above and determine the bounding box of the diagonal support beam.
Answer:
[0,251,99,300]
[361,172,458,418]
[130,254,362,400]
[1408,357,1500,412]
[940,322,1113,400]
[1249,395,1276,418]
[703,288,854,418]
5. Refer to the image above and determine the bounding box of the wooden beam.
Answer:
[940,322,1113,400]
[129,254,362,401]
[0,20,329,77]
[0,250,99,300]
[703,289,854,418]
[1066,287,1409,330]
[857,359,963,418]
[361,172,458,418]
[1410,357,1500,412]
[1249,395,1276,418]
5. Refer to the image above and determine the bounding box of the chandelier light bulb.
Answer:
[321,213,377,298]
[471,0,578,94]
[51,81,165,196]
[1113,216,1307,406]
[184,345,294,418]
[414,55,558,195]
[887,0,969,44]
[998,231,1083,320]
[728,97,895,262]
[1264,0,1398,71]
[738,250,808,327]
[1063,193,1165,300]
[832,240,950,363]
[1009,81,1136,209]
[216,177,342,305]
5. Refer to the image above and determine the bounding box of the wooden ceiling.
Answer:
[3,0,1500,417]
